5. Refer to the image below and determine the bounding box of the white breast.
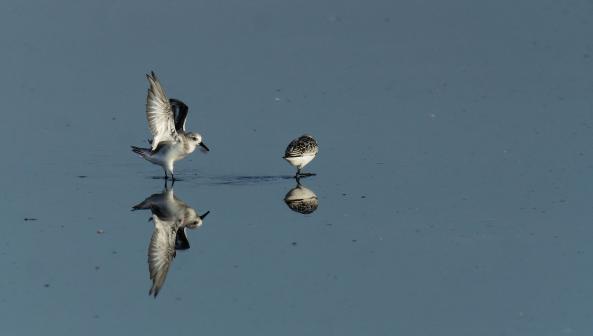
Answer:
[284,154,316,169]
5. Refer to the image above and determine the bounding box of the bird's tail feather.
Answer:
[131,146,151,158]
[131,200,149,211]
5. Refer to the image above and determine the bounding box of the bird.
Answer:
[131,71,209,181]
[132,183,210,297]
[283,134,318,177]
[284,179,319,214]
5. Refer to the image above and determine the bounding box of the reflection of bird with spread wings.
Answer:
[132,184,209,297]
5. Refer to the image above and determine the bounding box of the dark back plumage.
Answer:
[284,134,319,158]
[285,198,319,214]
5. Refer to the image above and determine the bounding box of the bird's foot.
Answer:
[297,172,316,178]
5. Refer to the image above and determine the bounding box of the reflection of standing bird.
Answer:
[284,180,319,214]
[131,72,210,181]
[283,134,318,177]
[132,185,209,297]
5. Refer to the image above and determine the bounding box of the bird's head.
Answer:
[187,132,209,152]
[184,209,210,229]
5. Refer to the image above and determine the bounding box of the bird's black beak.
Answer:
[199,142,210,152]
[199,211,210,220]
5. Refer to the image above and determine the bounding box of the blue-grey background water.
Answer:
[1,0,593,335]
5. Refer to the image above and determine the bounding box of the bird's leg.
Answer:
[296,168,316,178]
[171,174,176,186]
[295,168,302,178]
[163,169,169,180]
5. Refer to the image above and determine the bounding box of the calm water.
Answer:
[2,0,593,335]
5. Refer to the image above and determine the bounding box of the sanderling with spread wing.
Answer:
[132,183,210,297]
[283,134,318,177]
[131,71,209,180]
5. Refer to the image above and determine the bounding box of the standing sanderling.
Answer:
[283,134,319,177]
[284,179,319,214]
[131,71,210,181]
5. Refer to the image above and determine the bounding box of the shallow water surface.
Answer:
[1,0,593,335]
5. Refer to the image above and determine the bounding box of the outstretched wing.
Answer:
[169,98,189,132]
[146,72,179,150]
[148,215,177,297]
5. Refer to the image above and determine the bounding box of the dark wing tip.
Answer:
[149,289,158,298]
[147,71,157,82]
[170,98,190,131]
[175,230,191,250]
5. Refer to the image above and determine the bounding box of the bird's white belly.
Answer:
[284,154,316,169]
[147,143,187,169]
[284,185,317,201]
[158,143,185,160]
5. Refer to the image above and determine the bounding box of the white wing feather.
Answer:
[146,72,179,150]
[148,215,177,297]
